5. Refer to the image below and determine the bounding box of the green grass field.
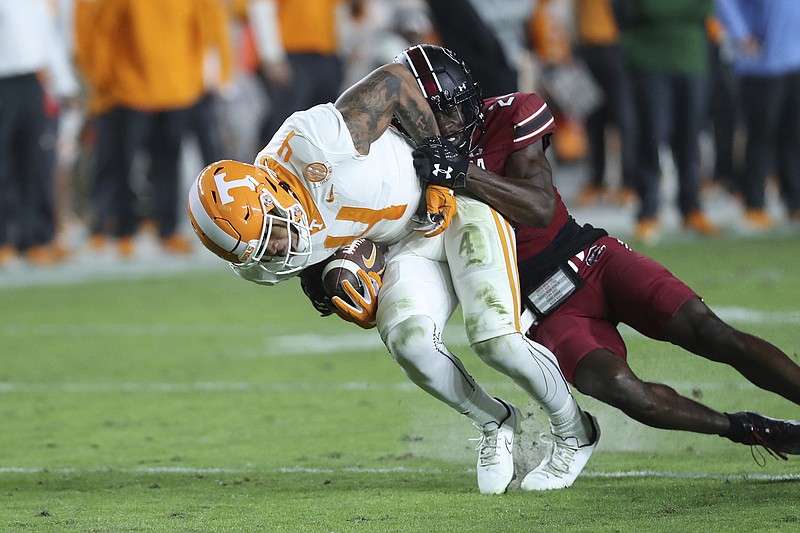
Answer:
[2,235,799,532]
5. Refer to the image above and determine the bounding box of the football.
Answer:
[321,239,386,304]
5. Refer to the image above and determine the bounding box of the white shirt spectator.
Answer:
[0,0,79,98]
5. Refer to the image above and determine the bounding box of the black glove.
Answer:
[299,263,333,317]
[412,136,469,189]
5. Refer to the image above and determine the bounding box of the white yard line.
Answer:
[0,380,758,394]
[0,465,797,481]
[2,307,799,349]
[0,381,419,393]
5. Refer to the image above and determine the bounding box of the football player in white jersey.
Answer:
[187,55,597,494]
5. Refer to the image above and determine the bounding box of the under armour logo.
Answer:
[432,163,453,180]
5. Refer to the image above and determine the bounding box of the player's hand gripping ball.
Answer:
[321,239,386,329]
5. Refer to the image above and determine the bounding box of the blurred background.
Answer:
[2,0,799,284]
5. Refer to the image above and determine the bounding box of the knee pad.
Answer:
[384,315,479,407]
[472,333,569,407]
[383,315,439,377]
[473,333,558,366]
[471,333,533,370]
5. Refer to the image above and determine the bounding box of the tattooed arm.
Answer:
[335,63,439,155]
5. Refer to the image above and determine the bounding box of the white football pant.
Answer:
[377,196,584,432]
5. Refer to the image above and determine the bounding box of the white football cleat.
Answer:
[520,412,600,491]
[474,399,521,495]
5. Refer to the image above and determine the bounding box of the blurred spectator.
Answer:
[73,0,113,247]
[0,0,79,266]
[185,1,234,167]
[572,0,637,208]
[426,0,519,97]
[74,0,230,256]
[528,0,600,163]
[467,0,535,91]
[141,2,232,238]
[249,0,364,146]
[704,14,741,198]
[345,0,435,81]
[715,0,800,230]
[51,0,87,242]
[620,0,720,244]
[212,0,270,162]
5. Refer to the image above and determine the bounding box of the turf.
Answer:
[1,235,799,532]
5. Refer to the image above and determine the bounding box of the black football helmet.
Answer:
[395,44,483,153]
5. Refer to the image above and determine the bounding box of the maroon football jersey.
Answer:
[468,93,570,261]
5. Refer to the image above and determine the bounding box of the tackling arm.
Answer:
[335,63,440,155]
[464,141,557,227]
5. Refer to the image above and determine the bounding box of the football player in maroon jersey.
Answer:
[403,43,800,465]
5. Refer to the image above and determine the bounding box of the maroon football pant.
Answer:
[526,236,698,384]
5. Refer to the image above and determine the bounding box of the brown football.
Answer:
[321,239,386,304]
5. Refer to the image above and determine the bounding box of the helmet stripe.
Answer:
[188,181,244,256]
[400,50,427,96]
[404,46,441,99]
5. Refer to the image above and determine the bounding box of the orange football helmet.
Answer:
[187,160,312,276]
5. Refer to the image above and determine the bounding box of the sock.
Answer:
[550,402,593,445]
[722,412,745,442]
[458,388,509,428]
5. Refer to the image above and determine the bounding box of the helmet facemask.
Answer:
[432,94,482,153]
[244,187,312,276]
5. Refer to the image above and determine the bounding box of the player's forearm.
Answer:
[465,164,555,227]
[335,63,438,154]
[391,66,440,145]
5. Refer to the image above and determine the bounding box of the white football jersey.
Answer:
[254,103,422,267]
